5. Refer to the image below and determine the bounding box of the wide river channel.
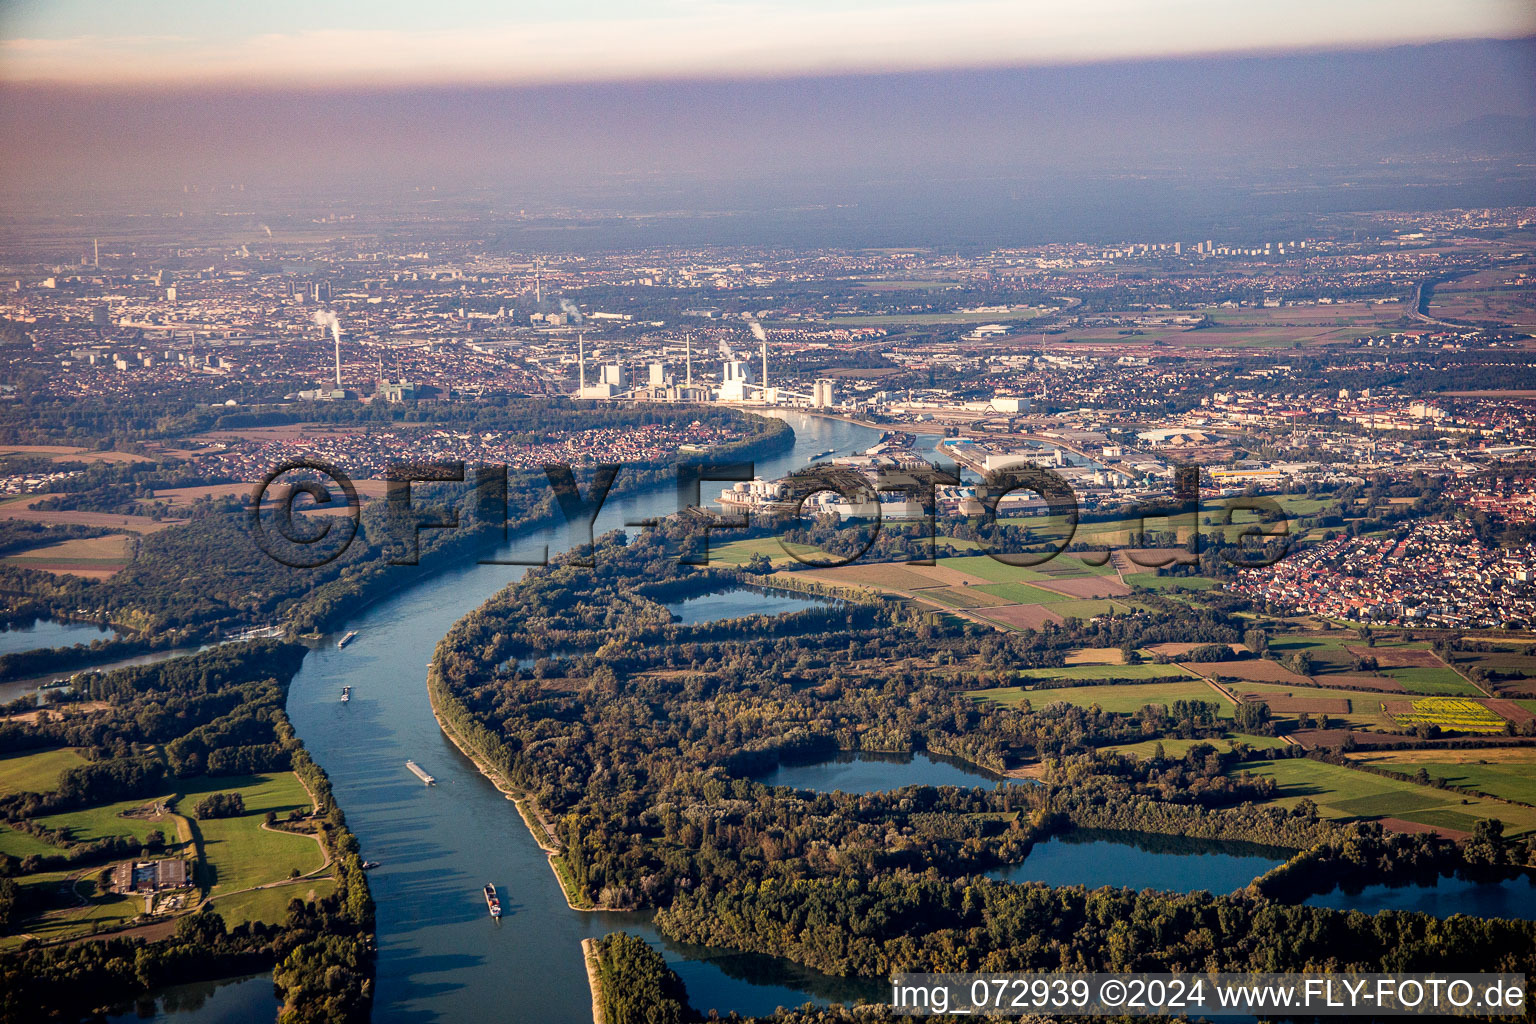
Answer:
[283,412,886,1023]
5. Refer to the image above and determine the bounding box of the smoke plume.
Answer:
[313,309,342,344]
[559,298,583,323]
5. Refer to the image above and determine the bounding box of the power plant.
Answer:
[570,325,837,409]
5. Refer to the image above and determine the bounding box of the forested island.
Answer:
[431,522,1536,1021]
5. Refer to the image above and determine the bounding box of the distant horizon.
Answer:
[1,32,1532,249]
[4,1,1533,87]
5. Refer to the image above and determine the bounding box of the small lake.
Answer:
[757,750,1019,794]
[986,829,1291,894]
[1304,871,1536,920]
[607,916,884,1015]
[101,973,278,1023]
[0,645,209,704]
[665,586,834,627]
[510,646,590,672]
[0,618,117,659]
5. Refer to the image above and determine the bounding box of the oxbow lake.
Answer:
[664,585,835,626]
[1303,870,1536,920]
[984,829,1291,894]
[0,617,118,658]
[756,750,1022,794]
[0,643,211,704]
[100,973,279,1024]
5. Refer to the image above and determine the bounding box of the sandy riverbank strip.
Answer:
[582,938,608,1024]
[428,669,624,913]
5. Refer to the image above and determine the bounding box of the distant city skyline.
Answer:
[2,0,1534,86]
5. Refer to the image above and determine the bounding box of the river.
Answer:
[276,412,885,1023]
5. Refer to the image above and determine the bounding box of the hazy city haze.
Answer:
[2,35,1533,247]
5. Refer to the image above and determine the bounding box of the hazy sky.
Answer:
[1,6,1533,243]
[3,0,1534,86]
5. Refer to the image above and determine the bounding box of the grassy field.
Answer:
[1379,666,1480,695]
[1105,733,1283,758]
[708,537,823,568]
[36,796,177,846]
[1268,637,1357,654]
[0,823,63,859]
[0,495,179,535]
[2,771,328,947]
[974,582,1065,604]
[944,555,1119,584]
[1346,748,1536,806]
[973,678,1231,715]
[176,773,322,897]
[0,445,151,465]
[1052,599,1133,619]
[1274,641,1478,695]
[207,877,337,926]
[1010,663,1194,682]
[0,746,87,796]
[793,550,1130,624]
[1123,573,1220,591]
[1229,757,1536,837]
[1060,496,1329,549]
[1446,649,1536,683]
[0,869,143,949]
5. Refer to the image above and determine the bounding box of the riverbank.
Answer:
[581,938,607,1024]
[427,667,632,913]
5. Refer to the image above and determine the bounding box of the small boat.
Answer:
[484,883,502,918]
[361,861,380,870]
[341,685,351,704]
[337,631,358,649]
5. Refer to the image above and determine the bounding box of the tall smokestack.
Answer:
[578,333,586,393]
[93,238,99,268]
[333,322,343,389]
[685,334,692,386]
[761,339,768,393]
[535,260,542,305]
